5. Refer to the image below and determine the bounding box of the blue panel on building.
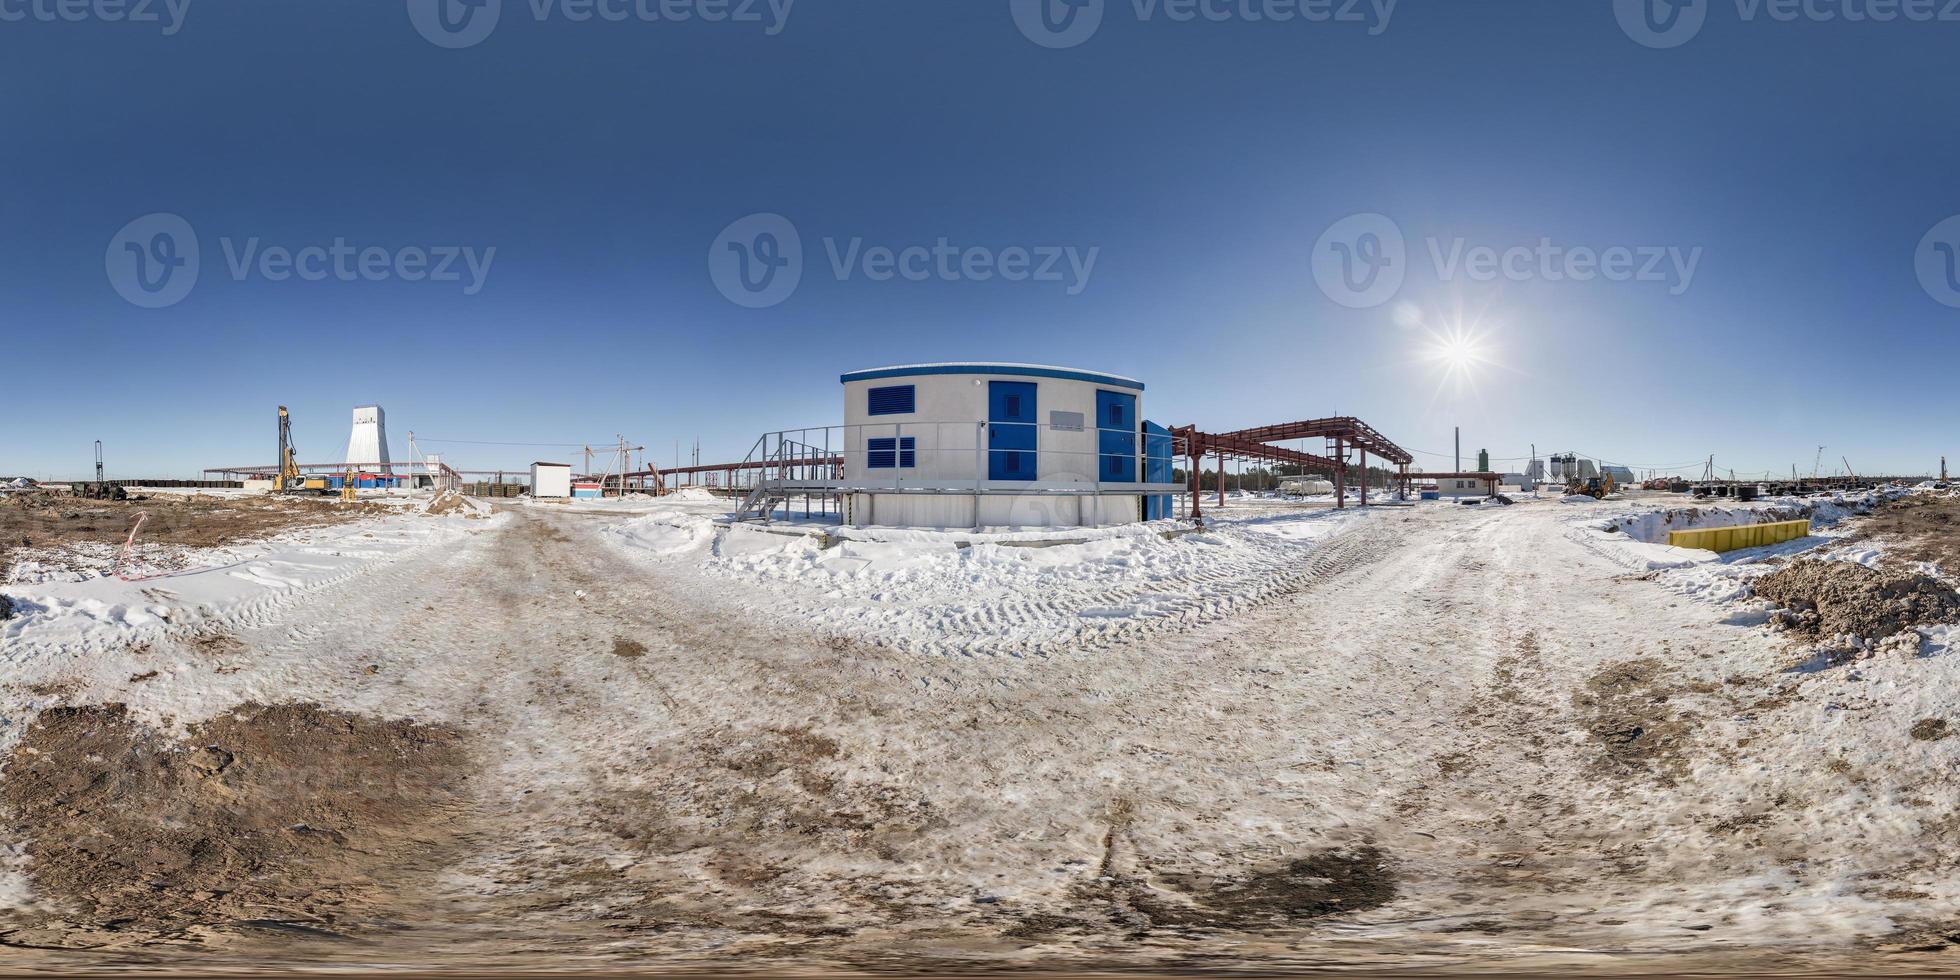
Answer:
[867,437,916,469]
[1096,390,1137,483]
[987,381,1037,481]
[1143,420,1173,519]
[867,385,915,415]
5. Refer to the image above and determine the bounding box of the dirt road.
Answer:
[5,501,1957,972]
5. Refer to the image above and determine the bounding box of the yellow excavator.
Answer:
[1567,472,1617,499]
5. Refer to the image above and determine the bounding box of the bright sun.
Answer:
[1399,303,1504,411]
[1423,328,1491,383]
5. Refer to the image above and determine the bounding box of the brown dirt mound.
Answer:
[1,702,471,942]
[1753,560,1960,640]
[421,491,482,517]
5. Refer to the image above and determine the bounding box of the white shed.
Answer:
[529,462,572,498]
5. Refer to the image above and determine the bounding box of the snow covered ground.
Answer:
[599,493,1370,656]
[1,500,501,745]
[5,488,1960,971]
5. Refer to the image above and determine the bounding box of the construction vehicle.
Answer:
[274,406,336,495]
[274,406,303,492]
[70,440,128,500]
[1567,472,1616,500]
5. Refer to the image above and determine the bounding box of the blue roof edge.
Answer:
[840,364,1144,391]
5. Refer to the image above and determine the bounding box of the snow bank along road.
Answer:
[4,494,1960,972]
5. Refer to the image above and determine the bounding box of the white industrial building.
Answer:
[345,405,390,467]
[833,363,1179,528]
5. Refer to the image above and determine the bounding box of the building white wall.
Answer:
[530,463,572,498]
[1436,477,1494,497]
[843,492,1139,530]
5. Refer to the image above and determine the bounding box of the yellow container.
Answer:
[1667,518,1811,553]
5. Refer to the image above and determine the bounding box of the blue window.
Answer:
[867,437,916,469]
[868,385,915,416]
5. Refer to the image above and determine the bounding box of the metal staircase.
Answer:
[731,433,839,523]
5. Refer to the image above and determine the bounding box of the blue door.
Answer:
[988,381,1037,481]
[1096,390,1137,483]
[1143,420,1173,519]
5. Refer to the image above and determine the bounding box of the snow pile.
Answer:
[1603,492,1890,546]
[603,508,1370,656]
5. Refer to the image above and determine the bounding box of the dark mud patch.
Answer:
[1,702,470,945]
[1754,560,1960,641]
[1574,657,1697,784]
[191,632,246,657]
[611,637,647,659]
[1911,718,1951,741]
[1076,846,1395,935]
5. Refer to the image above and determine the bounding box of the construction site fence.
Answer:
[69,479,247,490]
[1667,519,1812,553]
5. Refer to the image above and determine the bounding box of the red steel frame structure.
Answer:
[1173,416,1414,519]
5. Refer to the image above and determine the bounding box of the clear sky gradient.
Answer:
[5,0,1958,480]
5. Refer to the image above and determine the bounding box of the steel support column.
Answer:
[1334,437,1346,510]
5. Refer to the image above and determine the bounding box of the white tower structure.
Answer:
[345,405,391,467]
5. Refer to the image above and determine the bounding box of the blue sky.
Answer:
[5,0,1959,480]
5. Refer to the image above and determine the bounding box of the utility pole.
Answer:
[1454,426,1461,473]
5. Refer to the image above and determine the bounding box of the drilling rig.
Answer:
[69,440,127,500]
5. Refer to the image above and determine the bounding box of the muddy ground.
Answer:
[0,492,381,579]
[1846,494,1960,569]
[1,703,470,950]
